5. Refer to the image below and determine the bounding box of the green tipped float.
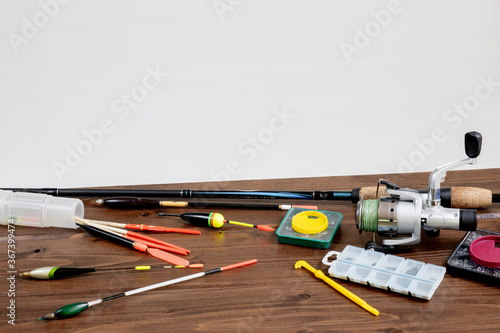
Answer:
[38,259,257,321]
[39,302,89,320]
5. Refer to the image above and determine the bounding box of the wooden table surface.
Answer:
[2,169,500,332]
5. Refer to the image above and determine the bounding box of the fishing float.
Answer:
[76,217,190,254]
[78,217,201,235]
[157,212,275,232]
[21,264,205,280]
[74,216,200,235]
[3,186,498,208]
[77,221,188,256]
[77,223,190,266]
[39,259,258,320]
[94,197,318,211]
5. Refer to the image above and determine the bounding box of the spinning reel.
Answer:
[355,132,482,252]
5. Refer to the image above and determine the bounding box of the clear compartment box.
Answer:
[322,245,446,300]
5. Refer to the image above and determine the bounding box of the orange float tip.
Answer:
[147,248,190,267]
[126,235,188,256]
[126,224,201,235]
[256,225,275,232]
[127,230,191,253]
[133,242,148,252]
[292,205,318,210]
[188,264,204,268]
[146,226,201,235]
[221,259,258,271]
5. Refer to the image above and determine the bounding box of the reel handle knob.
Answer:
[465,131,482,158]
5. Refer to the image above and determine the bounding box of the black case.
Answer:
[447,228,500,286]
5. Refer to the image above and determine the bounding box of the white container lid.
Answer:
[0,190,84,229]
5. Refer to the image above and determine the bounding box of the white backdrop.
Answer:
[1,0,499,188]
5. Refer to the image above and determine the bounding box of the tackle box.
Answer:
[322,245,446,300]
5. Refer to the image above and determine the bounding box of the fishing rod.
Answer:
[3,186,498,209]
[39,259,257,320]
[21,264,205,280]
[95,197,318,211]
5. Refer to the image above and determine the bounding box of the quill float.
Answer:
[39,259,257,320]
[21,264,204,280]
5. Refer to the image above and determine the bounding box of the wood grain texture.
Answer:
[1,169,500,332]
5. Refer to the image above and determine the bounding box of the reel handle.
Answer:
[465,131,482,158]
[427,131,482,207]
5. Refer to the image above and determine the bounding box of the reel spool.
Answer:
[355,132,482,251]
[356,197,416,238]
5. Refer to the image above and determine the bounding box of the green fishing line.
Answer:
[360,199,379,232]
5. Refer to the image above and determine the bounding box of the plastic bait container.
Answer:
[322,245,446,300]
[0,190,84,229]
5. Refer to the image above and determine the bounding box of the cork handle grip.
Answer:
[159,201,189,207]
[450,187,492,209]
[358,186,389,200]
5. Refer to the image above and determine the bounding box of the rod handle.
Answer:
[357,186,389,200]
[356,186,492,209]
[449,187,492,209]
[159,201,189,207]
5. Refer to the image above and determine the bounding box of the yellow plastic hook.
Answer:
[295,260,379,316]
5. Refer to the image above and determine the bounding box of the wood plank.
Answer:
[2,169,500,332]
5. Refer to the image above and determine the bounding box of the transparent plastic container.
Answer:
[322,245,446,300]
[0,190,84,229]
[370,254,405,289]
[348,250,385,284]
